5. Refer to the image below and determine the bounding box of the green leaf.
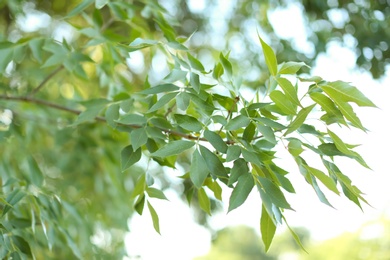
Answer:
[212,62,224,79]
[105,103,120,128]
[66,0,94,18]
[132,174,146,198]
[29,38,45,63]
[219,52,233,77]
[225,115,250,131]
[147,92,178,113]
[269,90,296,115]
[128,38,159,51]
[163,69,187,83]
[155,13,177,42]
[260,205,276,252]
[146,187,168,200]
[130,128,148,151]
[305,166,339,194]
[310,175,334,207]
[95,0,109,9]
[147,201,161,234]
[199,145,228,180]
[243,122,256,142]
[12,236,32,256]
[174,114,203,132]
[283,216,308,253]
[256,124,276,144]
[152,140,195,157]
[228,173,254,212]
[190,72,201,93]
[276,77,301,106]
[284,104,316,136]
[2,190,26,216]
[116,114,147,126]
[134,194,146,215]
[329,97,365,130]
[0,48,13,73]
[73,99,109,125]
[228,158,249,186]
[241,148,263,167]
[204,130,228,153]
[226,145,241,162]
[190,150,209,189]
[140,84,179,95]
[321,81,376,107]
[198,187,211,215]
[257,177,292,210]
[187,53,205,72]
[42,53,67,68]
[278,61,308,74]
[318,143,345,156]
[28,156,44,188]
[259,36,277,76]
[121,145,142,171]
[310,92,345,122]
[288,138,303,157]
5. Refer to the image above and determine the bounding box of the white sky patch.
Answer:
[17,10,51,32]
[126,51,145,75]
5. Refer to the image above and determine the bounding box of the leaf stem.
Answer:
[28,65,64,96]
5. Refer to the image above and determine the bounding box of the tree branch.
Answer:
[28,65,64,96]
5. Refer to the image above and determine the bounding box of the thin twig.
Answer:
[29,65,64,96]
[0,95,259,145]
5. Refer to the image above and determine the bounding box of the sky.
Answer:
[125,2,390,260]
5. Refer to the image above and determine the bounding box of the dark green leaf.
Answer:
[199,145,228,180]
[121,145,142,171]
[190,150,209,189]
[175,114,203,132]
[228,158,249,186]
[134,194,145,215]
[228,173,254,212]
[204,130,228,153]
[226,145,241,162]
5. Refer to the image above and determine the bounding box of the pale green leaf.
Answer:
[198,187,211,215]
[269,90,296,115]
[225,115,250,131]
[310,92,345,121]
[228,173,254,212]
[322,81,376,107]
[130,128,148,151]
[226,145,241,162]
[175,114,203,132]
[147,92,178,112]
[259,36,277,76]
[284,104,316,136]
[190,150,209,189]
[73,99,109,125]
[116,113,147,126]
[190,72,201,93]
[260,205,276,252]
[134,194,145,215]
[146,187,168,200]
[147,201,161,234]
[163,69,187,83]
[140,84,179,95]
[219,52,233,77]
[276,77,301,106]
[95,0,109,9]
[305,166,339,195]
[278,61,308,74]
[187,53,205,72]
[288,138,303,157]
[204,130,228,153]
[66,0,94,17]
[105,103,120,128]
[256,124,277,144]
[29,38,45,63]
[283,216,308,253]
[28,156,44,188]
[152,140,195,157]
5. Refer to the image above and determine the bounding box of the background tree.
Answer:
[0,0,380,258]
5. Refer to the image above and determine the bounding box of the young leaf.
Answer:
[198,187,211,215]
[283,216,308,253]
[276,77,301,106]
[321,81,377,107]
[305,166,339,195]
[284,104,316,136]
[219,52,233,77]
[190,149,209,189]
[310,92,345,123]
[147,201,161,234]
[121,145,142,171]
[228,173,254,212]
[204,130,228,153]
[134,194,145,215]
[259,36,277,76]
[260,205,276,252]
[278,61,308,74]
[187,53,205,72]
[146,187,168,200]
[269,90,296,115]
[152,140,195,157]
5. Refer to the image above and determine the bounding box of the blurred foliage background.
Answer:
[0,0,389,258]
